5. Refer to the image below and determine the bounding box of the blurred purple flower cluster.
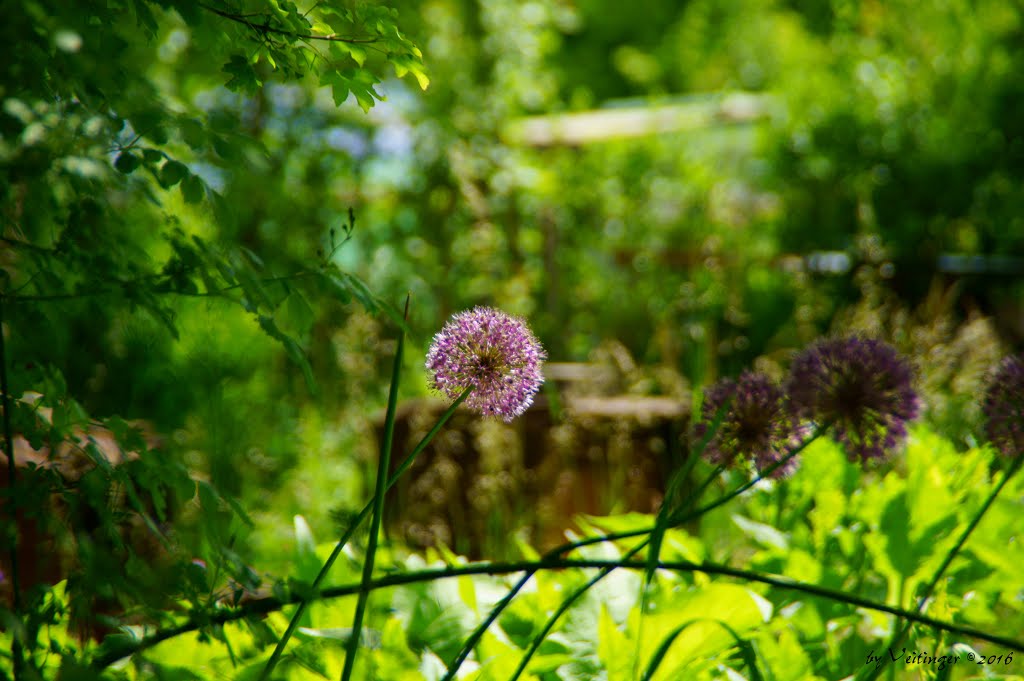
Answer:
[425,308,1022,463]
[787,337,920,463]
[693,332,1024,471]
[693,371,806,478]
[694,336,920,472]
[983,354,1024,458]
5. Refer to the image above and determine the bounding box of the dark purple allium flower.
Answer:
[426,307,546,421]
[983,354,1024,458]
[692,371,805,477]
[787,336,919,463]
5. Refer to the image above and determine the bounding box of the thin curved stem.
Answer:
[257,387,471,681]
[91,556,1024,670]
[509,539,650,681]
[1,271,313,304]
[439,519,653,680]
[338,296,408,681]
[442,425,828,681]
[670,424,828,527]
[856,457,1023,681]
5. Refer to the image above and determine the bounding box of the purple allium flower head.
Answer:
[983,354,1024,458]
[787,336,919,463]
[426,307,546,421]
[692,371,805,478]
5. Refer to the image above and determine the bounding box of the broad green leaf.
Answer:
[410,66,430,91]
[578,512,655,536]
[642,618,765,681]
[211,134,241,160]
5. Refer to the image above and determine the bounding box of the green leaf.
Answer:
[223,54,260,92]
[641,584,771,677]
[322,271,353,304]
[642,619,765,681]
[880,491,914,578]
[597,606,633,680]
[410,66,430,91]
[732,514,790,551]
[141,148,165,164]
[181,174,205,204]
[283,290,315,334]
[114,152,141,174]
[209,188,235,229]
[346,44,367,67]
[234,262,274,312]
[211,134,241,161]
[160,160,189,187]
[293,514,321,583]
[321,68,384,111]
[178,117,207,150]
[390,53,429,90]
[128,109,170,145]
[257,314,316,392]
[339,272,378,313]
[322,70,351,108]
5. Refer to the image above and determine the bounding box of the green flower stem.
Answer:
[439,528,629,681]
[257,382,472,680]
[338,296,409,681]
[680,464,726,516]
[632,456,723,681]
[509,539,651,681]
[521,427,826,681]
[0,297,26,680]
[856,456,1023,681]
[438,529,654,681]
[91,555,1024,671]
[444,425,827,681]
[632,430,724,681]
[669,424,828,527]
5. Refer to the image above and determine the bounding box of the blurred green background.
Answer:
[3,0,1023,565]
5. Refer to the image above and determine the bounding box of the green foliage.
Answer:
[4,0,1024,680]
[1,1,426,677]
[11,426,1019,680]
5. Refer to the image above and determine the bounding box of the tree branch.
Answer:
[199,3,380,44]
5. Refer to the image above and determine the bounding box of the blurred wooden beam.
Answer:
[502,93,770,147]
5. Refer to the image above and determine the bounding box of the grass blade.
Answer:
[339,296,409,681]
